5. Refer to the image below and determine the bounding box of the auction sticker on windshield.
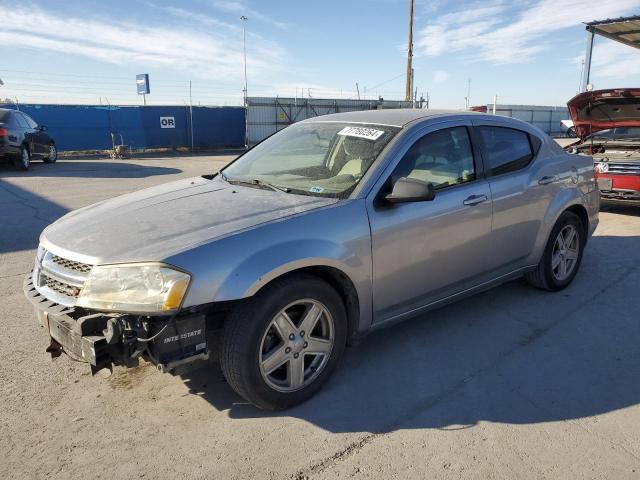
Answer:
[337,126,385,141]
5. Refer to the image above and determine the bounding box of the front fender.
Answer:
[171,200,374,333]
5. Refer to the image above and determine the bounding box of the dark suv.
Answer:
[0,108,57,170]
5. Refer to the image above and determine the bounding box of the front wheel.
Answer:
[525,211,585,291]
[43,144,57,163]
[220,274,347,410]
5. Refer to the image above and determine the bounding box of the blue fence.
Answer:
[0,104,245,151]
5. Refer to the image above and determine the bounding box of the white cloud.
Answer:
[432,70,449,84]
[210,0,290,30]
[572,40,640,84]
[0,5,286,81]
[415,0,640,64]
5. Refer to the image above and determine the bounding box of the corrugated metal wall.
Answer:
[488,104,569,135]
[247,97,414,144]
[0,104,245,151]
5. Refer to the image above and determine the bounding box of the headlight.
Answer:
[77,263,190,314]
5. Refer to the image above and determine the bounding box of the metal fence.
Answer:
[0,103,246,151]
[488,104,569,136]
[247,97,414,144]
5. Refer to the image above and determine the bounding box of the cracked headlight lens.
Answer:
[77,263,190,314]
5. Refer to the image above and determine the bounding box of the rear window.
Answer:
[478,126,535,176]
[0,110,11,122]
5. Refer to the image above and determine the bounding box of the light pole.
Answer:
[241,15,249,148]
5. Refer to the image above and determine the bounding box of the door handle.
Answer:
[463,194,488,206]
[538,175,556,185]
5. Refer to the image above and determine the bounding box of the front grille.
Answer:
[51,255,92,273]
[35,248,93,307]
[43,274,80,298]
[606,163,640,174]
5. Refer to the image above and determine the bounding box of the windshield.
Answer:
[590,127,640,140]
[222,122,400,197]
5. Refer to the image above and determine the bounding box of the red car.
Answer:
[567,88,640,204]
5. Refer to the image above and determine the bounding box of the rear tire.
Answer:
[43,144,57,163]
[525,211,585,291]
[14,146,30,171]
[220,274,347,410]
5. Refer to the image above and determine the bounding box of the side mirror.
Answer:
[39,125,48,131]
[385,177,436,203]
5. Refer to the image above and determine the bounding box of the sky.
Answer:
[0,0,639,108]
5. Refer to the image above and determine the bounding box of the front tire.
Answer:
[525,211,585,291]
[220,274,347,410]
[43,144,57,163]
[14,146,30,171]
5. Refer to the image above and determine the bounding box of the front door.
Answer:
[367,123,493,324]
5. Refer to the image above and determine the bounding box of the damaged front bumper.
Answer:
[23,273,209,374]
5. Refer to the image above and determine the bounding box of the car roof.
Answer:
[300,108,480,127]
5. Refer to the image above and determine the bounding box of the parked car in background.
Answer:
[0,108,57,170]
[24,109,599,410]
[560,119,576,137]
[567,88,640,204]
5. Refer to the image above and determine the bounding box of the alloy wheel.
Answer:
[21,148,30,169]
[259,299,334,392]
[551,224,580,281]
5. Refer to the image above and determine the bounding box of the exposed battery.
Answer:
[148,314,207,365]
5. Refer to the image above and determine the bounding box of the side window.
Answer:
[21,114,38,129]
[478,126,534,176]
[14,113,30,129]
[391,126,475,190]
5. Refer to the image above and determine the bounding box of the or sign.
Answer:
[136,74,150,95]
[337,126,385,141]
[160,116,176,128]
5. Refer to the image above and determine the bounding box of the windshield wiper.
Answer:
[226,177,291,193]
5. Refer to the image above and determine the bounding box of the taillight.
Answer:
[0,128,8,137]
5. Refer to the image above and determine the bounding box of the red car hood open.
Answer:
[567,88,640,141]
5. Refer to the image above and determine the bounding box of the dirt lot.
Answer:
[1,153,639,479]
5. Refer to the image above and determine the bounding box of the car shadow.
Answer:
[177,233,640,434]
[0,180,69,254]
[600,202,640,217]
[0,160,182,179]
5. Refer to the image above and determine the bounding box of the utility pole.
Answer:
[241,15,249,148]
[356,83,361,100]
[405,0,414,102]
[465,77,471,110]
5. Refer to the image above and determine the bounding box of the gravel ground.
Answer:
[1,153,639,479]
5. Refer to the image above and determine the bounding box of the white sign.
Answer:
[337,126,384,141]
[160,116,176,128]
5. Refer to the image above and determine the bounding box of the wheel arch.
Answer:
[564,203,589,238]
[246,265,361,344]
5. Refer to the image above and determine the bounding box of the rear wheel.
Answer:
[43,144,57,163]
[220,274,347,410]
[525,211,585,291]
[14,146,30,171]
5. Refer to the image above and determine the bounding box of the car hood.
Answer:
[567,88,640,140]
[41,176,338,265]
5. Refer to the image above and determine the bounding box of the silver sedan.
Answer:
[25,109,599,410]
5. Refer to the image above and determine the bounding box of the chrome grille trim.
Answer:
[605,163,640,174]
[51,255,92,273]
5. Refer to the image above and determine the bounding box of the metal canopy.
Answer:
[586,15,640,50]
[581,15,640,92]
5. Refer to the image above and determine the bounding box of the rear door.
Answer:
[13,112,40,156]
[472,121,554,274]
[367,121,493,324]
[21,113,46,157]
